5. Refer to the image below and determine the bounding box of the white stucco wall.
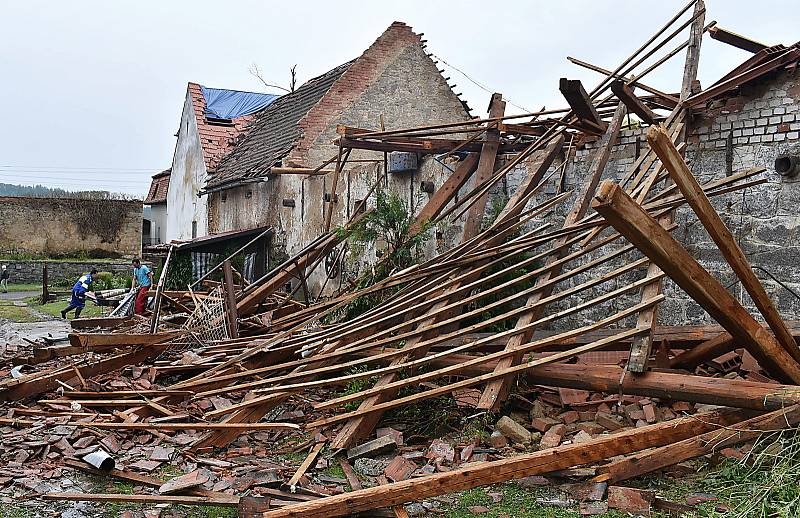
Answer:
[147,204,167,244]
[166,91,208,241]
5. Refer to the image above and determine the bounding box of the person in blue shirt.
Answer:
[61,269,97,319]
[132,258,154,315]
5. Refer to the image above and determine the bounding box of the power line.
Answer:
[0,165,161,172]
[428,51,531,112]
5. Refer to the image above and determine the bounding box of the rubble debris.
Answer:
[3,2,800,516]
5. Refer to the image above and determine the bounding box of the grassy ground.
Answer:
[0,302,39,322]
[2,282,41,293]
[28,296,106,319]
[0,297,106,322]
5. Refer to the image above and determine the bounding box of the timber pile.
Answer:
[3,2,800,516]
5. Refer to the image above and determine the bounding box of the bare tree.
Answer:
[289,64,297,93]
[249,63,298,94]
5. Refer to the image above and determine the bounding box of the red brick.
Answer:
[559,410,580,424]
[642,404,657,424]
[531,417,560,433]
[608,486,655,515]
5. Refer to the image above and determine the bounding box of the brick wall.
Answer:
[0,197,142,259]
[493,69,800,328]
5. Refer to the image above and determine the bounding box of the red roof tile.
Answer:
[144,169,170,205]
[187,83,259,173]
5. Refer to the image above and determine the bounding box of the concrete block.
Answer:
[496,415,531,444]
[488,430,508,449]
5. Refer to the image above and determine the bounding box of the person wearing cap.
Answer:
[61,269,97,319]
[0,265,8,293]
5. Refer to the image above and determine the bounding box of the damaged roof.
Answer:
[143,168,171,205]
[188,83,268,173]
[204,61,353,190]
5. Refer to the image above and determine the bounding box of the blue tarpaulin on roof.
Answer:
[200,86,279,120]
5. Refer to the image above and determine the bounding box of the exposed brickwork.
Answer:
[144,169,170,205]
[187,83,258,172]
[290,22,426,164]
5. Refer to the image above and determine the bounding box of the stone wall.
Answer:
[493,69,800,328]
[0,260,131,285]
[0,197,142,259]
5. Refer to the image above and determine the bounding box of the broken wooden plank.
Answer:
[709,25,768,54]
[592,180,800,383]
[462,92,506,238]
[222,259,240,339]
[259,410,748,518]
[44,493,236,506]
[286,442,325,492]
[408,153,479,236]
[597,405,800,483]
[648,124,800,362]
[559,78,607,130]
[67,331,180,349]
[610,81,660,124]
[669,332,735,369]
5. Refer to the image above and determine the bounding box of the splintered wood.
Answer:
[3,1,800,516]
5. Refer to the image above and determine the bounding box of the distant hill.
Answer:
[0,183,132,200]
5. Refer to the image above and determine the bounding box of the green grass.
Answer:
[2,282,41,293]
[0,506,32,518]
[0,303,38,322]
[438,484,635,518]
[25,296,106,319]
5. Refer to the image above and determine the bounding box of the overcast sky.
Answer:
[0,0,796,197]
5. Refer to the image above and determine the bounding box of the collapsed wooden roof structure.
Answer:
[3,1,800,515]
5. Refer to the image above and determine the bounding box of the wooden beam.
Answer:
[222,259,240,339]
[286,442,325,492]
[260,410,750,518]
[669,332,735,369]
[709,26,768,54]
[559,78,607,130]
[597,405,800,483]
[70,315,133,330]
[408,153,479,236]
[592,181,800,383]
[493,135,565,226]
[68,331,179,349]
[270,167,335,175]
[686,47,800,107]
[648,124,800,362]
[514,363,800,410]
[462,93,506,238]
[44,493,237,507]
[477,101,626,410]
[566,57,680,107]
[610,81,660,124]
[149,244,174,333]
[680,0,706,100]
